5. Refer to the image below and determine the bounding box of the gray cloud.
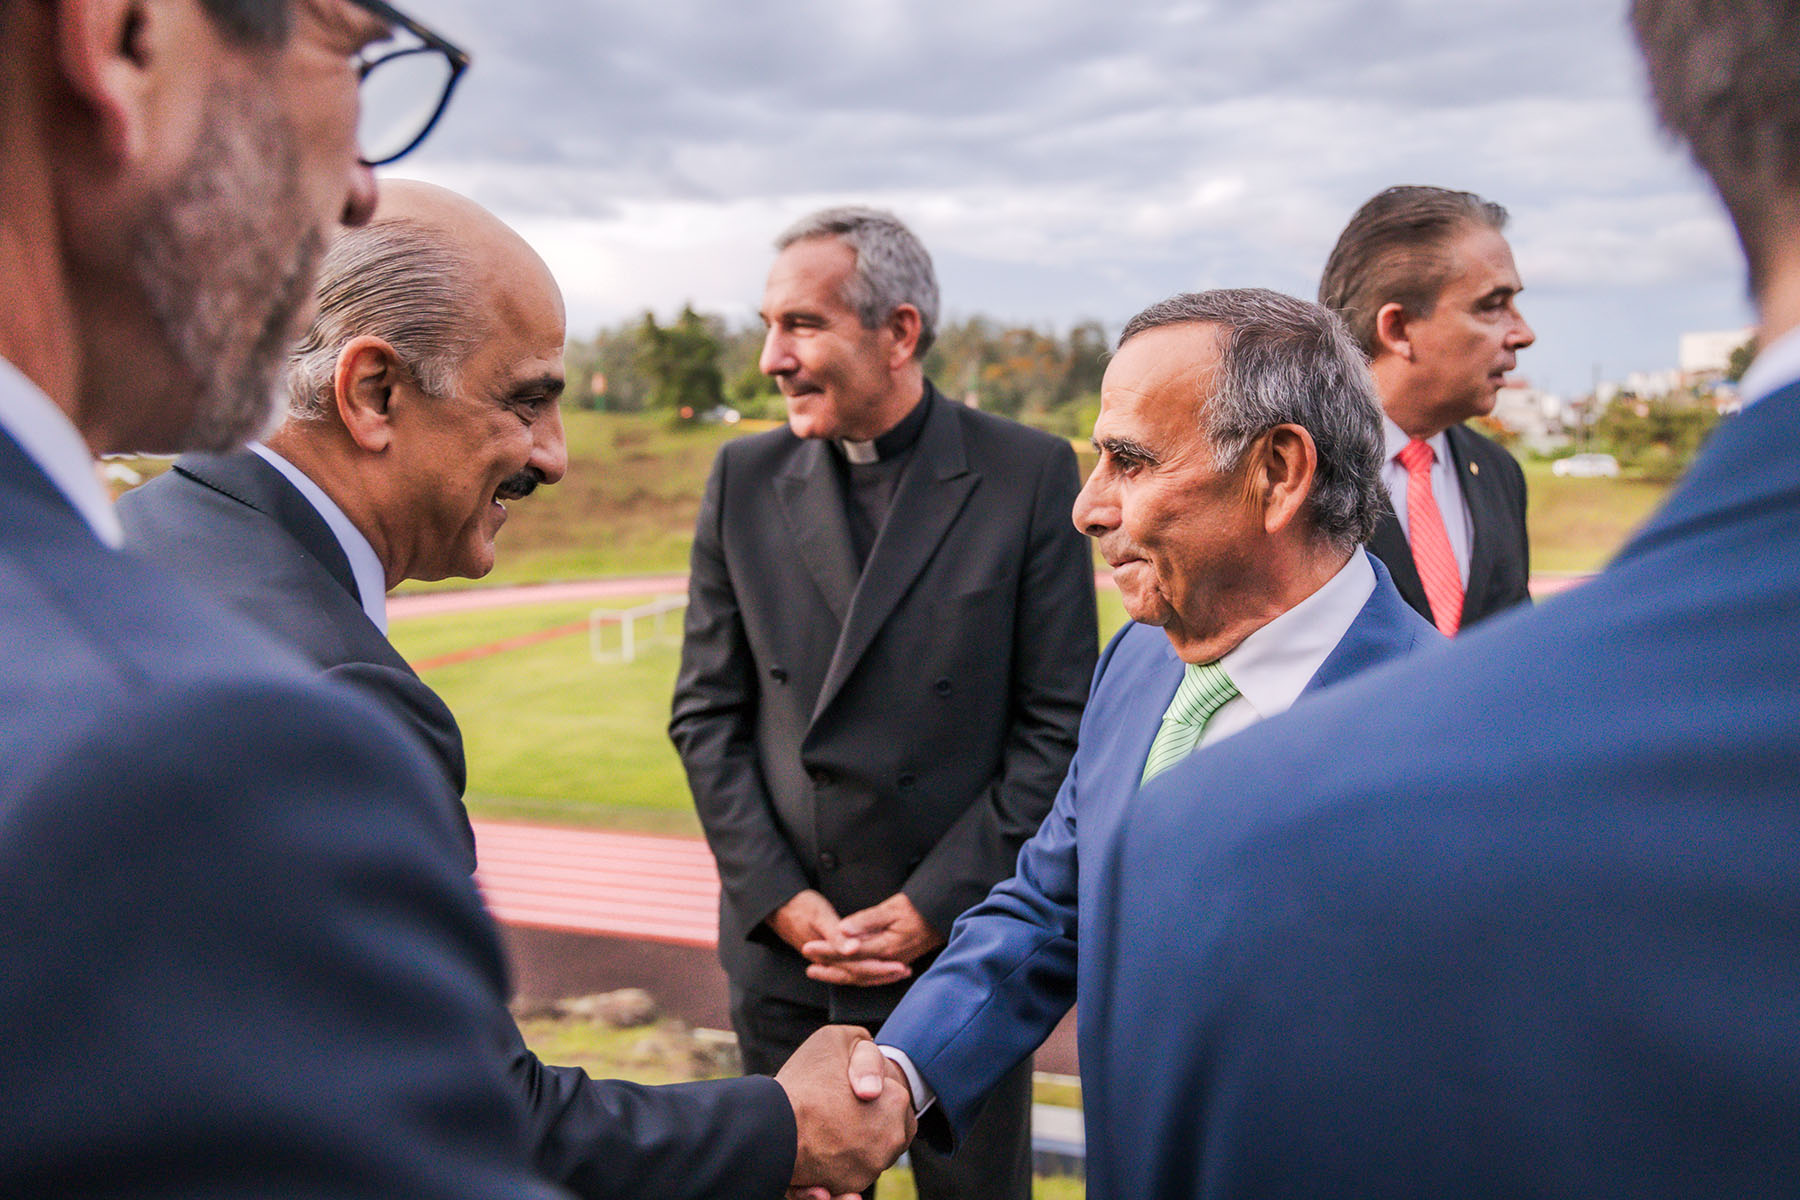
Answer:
[398,0,1749,394]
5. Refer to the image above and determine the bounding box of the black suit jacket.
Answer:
[1367,422,1529,630]
[0,427,553,1198]
[120,450,796,1200]
[120,451,468,800]
[671,385,1098,1024]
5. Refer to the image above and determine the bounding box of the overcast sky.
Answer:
[394,0,1752,398]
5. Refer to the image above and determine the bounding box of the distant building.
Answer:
[1492,381,1565,439]
[1679,327,1755,377]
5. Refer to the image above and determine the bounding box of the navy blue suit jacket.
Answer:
[0,428,552,1197]
[1084,384,1800,1198]
[880,553,1438,1143]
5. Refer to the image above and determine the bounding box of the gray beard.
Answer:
[129,82,324,454]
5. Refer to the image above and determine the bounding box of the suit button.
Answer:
[810,768,832,787]
[897,772,916,789]
[770,666,788,683]
[819,852,839,871]
[933,678,952,697]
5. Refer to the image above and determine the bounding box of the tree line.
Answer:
[564,307,1111,438]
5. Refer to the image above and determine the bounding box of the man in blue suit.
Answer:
[1080,2,1800,1196]
[859,289,1440,1148]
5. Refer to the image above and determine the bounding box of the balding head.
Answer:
[270,181,568,587]
[285,180,561,420]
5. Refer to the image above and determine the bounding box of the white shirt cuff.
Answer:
[877,1045,936,1115]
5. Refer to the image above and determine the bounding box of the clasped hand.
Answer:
[776,1025,917,1200]
[767,889,946,987]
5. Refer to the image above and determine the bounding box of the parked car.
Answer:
[1552,452,1621,478]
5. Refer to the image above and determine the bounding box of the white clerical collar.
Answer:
[836,438,880,465]
[1738,325,1800,408]
[0,356,123,547]
[250,443,389,633]
[1218,548,1378,723]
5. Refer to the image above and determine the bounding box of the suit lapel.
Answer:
[813,395,978,722]
[1304,553,1434,694]
[1368,493,1428,616]
[774,438,860,626]
[0,426,106,562]
[173,451,362,605]
[1446,425,1502,611]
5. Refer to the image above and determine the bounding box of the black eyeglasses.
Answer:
[346,0,470,166]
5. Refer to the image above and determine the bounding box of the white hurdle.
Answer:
[590,595,688,664]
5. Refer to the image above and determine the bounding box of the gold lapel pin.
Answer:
[1470,462,1480,475]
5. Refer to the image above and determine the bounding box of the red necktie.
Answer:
[1398,439,1463,636]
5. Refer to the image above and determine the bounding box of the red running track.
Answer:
[472,819,720,948]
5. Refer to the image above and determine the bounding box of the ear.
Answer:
[1372,301,1414,362]
[51,0,168,170]
[1251,424,1319,537]
[884,304,924,370]
[333,336,406,453]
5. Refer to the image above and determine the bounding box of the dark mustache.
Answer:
[494,467,546,502]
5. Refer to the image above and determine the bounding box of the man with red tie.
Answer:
[1319,186,1537,634]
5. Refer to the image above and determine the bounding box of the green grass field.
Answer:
[392,592,1134,829]
[1523,458,1671,573]
[385,414,1671,825]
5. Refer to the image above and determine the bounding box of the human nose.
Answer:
[532,403,569,485]
[1071,463,1116,538]
[1507,306,1535,351]
[760,326,795,377]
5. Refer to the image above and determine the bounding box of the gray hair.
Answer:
[1632,0,1800,293]
[1319,186,1509,359]
[1119,288,1386,551]
[285,219,479,420]
[775,206,940,358]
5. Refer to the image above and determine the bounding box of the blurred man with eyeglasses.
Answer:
[4,2,563,1196]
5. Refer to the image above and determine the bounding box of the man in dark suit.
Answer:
[1320,186,1536,633]
[0,1,558,1195]
[874,288,1440,1149]
[671,207,1098,1198]
[121,180,913,1200]
[1081,3,1800,1196]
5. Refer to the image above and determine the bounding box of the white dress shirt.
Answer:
[0,355,123,548]
[882,549,1380,1110]
[1381,415,1472,587]
[1738,325,1800,408]
[250,443,389,633]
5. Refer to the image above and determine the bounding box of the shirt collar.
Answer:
[1738,325,1800,408]
[0,355,123,547]
[834,388,932,465]
[1382,413,1450,464]
[1219,549,1377,722]
[250,443,389,633]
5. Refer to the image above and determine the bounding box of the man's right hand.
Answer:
[776,1025,917,1197]
[767,889,844,954]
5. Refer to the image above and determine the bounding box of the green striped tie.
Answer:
[1140,660,1239,785]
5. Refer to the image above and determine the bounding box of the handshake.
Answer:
[775,1025,919,1200]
